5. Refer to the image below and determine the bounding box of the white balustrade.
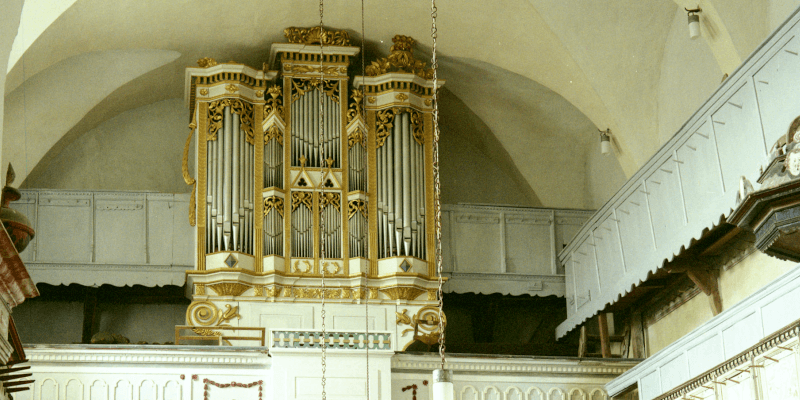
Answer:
[558,6,800,338]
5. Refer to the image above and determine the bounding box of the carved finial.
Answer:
[197,57,218,68]
[326,158,334,168]
[299,155,307,167]
[5,163,14,187]
[365,35,433,79]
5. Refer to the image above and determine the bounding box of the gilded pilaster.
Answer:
[198,102,208,271]
[367,108,378,276]
[254,99,264,273]
[425,111,435,277]
[340,80,350,273]
[283,76,293,266]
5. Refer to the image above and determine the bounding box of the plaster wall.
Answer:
[769,0,800,31]
[0,0,24,178]
[646,250,796,355]
[657,8,724,145]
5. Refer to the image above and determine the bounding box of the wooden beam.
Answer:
[629,312,646,358]
[578,326,587,358]
[686,269,723,315]
[598,313,611,358]
[81,287,98,344]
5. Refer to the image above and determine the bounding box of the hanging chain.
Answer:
[319,1,327,400]
[430,0,447,371]
[360,1,371,399]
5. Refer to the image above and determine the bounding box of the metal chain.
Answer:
[360,1,370,399]
[430,0,447,371]
[318,1,327,399]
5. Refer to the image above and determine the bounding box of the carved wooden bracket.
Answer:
[665,257,722,316]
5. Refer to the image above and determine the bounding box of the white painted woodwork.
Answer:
[442,204,592,297]
[606,262,800,400]
[558,6,800,339]
[10,190,192,287]
[10,346,636,400]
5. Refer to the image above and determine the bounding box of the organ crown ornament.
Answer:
[181,30,445,351]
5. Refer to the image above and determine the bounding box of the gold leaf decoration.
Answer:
[292,192,313,211]
[290,79,339,103]
[264,85,284,117]
[321,192,340,210]
[225,84,238,93]
[365,35,433,79]
[284,26,351,46]
[199,89,209,96]
[197,57,218,68]
[380,286,426,301]
[347,89,364,123]
[395,93,409,101]
[375,107,424,148]
[347,128,366,149]
[348,199,367,219]
[186,301,219,326]
[207,282,250,296]
[207,99,255,144]
[264,196,284,218]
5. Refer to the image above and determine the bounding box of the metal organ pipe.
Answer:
[401,113,412,255]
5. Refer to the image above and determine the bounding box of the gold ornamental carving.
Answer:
[199,88,209,96]
[322,261,342,275]
[347,128,366,149]
[369,288,379,299]
[427,289,438,301]
[293,260,313,274]
[264,196,284,217]
[380,286,426,301]
[255,90,264,98]
[225,83,239,93]
[376,108,424,148]
[195,284,206,296]
[396,306,447,346]
[182,120,197,227]
[292,191,313,211]
[284,26,351,46]
[207,99,256,144]
[288,64,348,76]
[424,99,432,106]
[264,85,284,117]
[321,192,341,211]
[197,57,218,68]
[366,35,434,79]
[291,78,339,103]
[264,125,283,145]
[347,89,364,123]
[395,93,409,101]
[348,199,367,219]
[207,282,251,296]
[265,285,281,297]
[254,286,264,296]
[368,96,376,103]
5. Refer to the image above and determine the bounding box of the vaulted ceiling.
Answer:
[1,0,794,209]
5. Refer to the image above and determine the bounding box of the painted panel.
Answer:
[676,122,724,230]
[114,380,133,400]
[36,194,92,263]
[592,214,626,296]
[170,194,194,266]
[615,186,655,273]
[504,214,551,274]
[711,82,768,200]
[89,380,108,400]
[163,381,181,400]
[722,312,762,358]
[138,380,156,400]
[659,354,690,394]
[754,36,800,146]
[761,284,800,335]
[94,196,146,264]
[564,257,577,317]
[146,198,174,266]
[639,369,662,400]
[686,334,724,377]
[65,379,84,400]
[721,372,756,400]
[762,351,800,400]
[646,156,686,250]
[452,212,501,273]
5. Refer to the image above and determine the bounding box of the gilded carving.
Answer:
[218,304,241,325]
[380,286,426,301]
[280,287,293,297]
[292,191,313,211]
[264,196,284,217]
[264,85,284,117]
[288,65,347,76]
[366,35,434,79]
[207,282,251,296]
[347,127,366,149]
[376,108,424,147]
[369,288,379,299]
[348,199,367,219]
[293,260,313,274]
[187,301,218,326]
[427,289,438,301]
[397,306,446,346]
[225,83,238,93]
[264,125,283,145]
[199,88,209,96]
[284,26,351,46]
[322,261,341,275]
[424,99,432,106]
[291,78,339,103]
[197,57,218,68]
[396,309,412,325]
[195,284,206,296]
[207,99,256,144]
[255,90,264,98]
[265,285,281,297]
[254,286,264,296]
[347,89,364,123]
[368,96,376,103]
[395,93,409,101]
[191,327,222,337]
[182,123,197,227]
[321,192,341,211]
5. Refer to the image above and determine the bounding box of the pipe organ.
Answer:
[183,28,445,350]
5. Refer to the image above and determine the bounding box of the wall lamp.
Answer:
[599,129,612,155]
[686,7,702,40]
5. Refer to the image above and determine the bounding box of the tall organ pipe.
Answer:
[401,113,412,255]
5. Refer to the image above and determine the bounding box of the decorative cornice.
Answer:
[26,347,270,366]
[391,354,637,376]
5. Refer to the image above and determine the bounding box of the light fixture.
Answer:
[599,129,612,155]
[433,369,454,400]
[686,7,702,40]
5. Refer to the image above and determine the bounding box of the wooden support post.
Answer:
[598,313,611,358]
[629,312,646,358]
[82,286,98,344]
[578,325,587,357]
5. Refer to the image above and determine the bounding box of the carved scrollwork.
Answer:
[292,192,313,211]
[320,192,341,211]
[348,199,367,219]
[207,99,256,144]
[375,107,424,148]
[347,89,364,123]
[284,26,351,46]
[264,85,284,117]
[264,196,284,217]
[197,57,218,68]
[366,35,433,79]
[396,306,447,346]
[347,128,366,149]
[290,79,339,103]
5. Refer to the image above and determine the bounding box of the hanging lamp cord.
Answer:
[430,0,446,371]
[318,1,327,400]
